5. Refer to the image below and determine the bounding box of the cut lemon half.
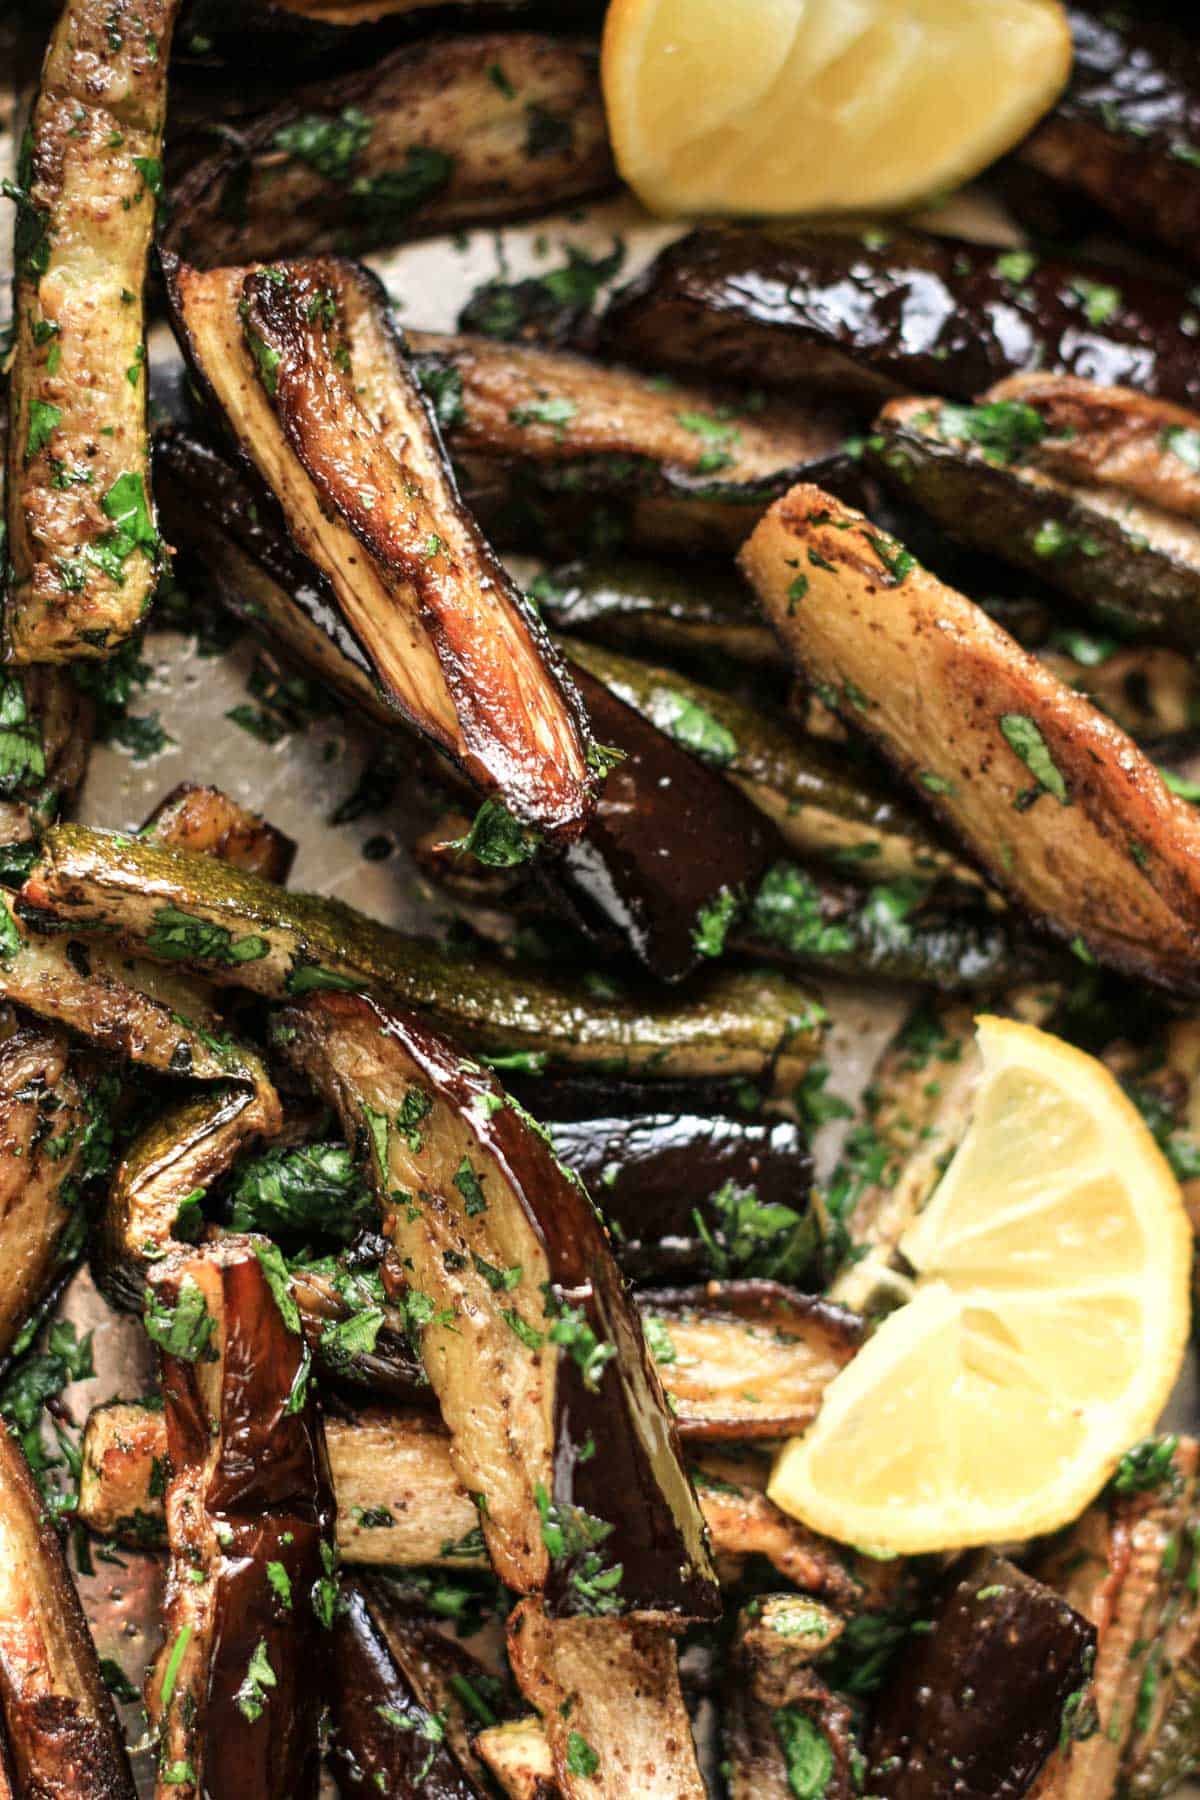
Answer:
[601,0,1072,219]
[768,1016,1191,1554]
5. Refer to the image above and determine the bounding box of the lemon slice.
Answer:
[768,1016,1191,1553]
[601,0,1072,219]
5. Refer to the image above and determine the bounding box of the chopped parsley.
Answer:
[235,1638,277,1722]
[937,399,1046,464]
[145,905,269,965]
[692,886,739,958]
[450,797,543,868]
[25,399,61,462]
[453,1158,488,1216]
[773,1707,834,1799]
[999,713,1070,805]
[692,1178,818,1286]
[229,1142,372,1242]
[272,106,373,183]
[566,1732,600,1778]
[1112,1435,1179,1496]
[143,1278,214,1362]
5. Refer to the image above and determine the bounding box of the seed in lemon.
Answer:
[768,1015,1191,1554]
[601,0,1073,219]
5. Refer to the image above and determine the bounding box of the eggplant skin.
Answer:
[0,1419,136,1799]
[866,1557,1096,1799]
[1018,4,1200,265]
[277,987,720,1622]
[149,1243,336,1799]
[165,33,613,266]
[601,225,1200,412]
[741,484,1200,995]
[5,0,172,662]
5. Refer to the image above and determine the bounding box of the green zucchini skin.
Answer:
[869,401,1200,647]
[18,824,825,1089]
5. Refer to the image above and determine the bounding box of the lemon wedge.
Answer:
[768,1016,1191,1554]
[601,0,1073,219]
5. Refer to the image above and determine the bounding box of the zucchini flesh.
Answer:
[6,0,173,661]
[741,484,1200,994]
[277,988,719,1621]
[165,33,612,266]
[166,256,595,844]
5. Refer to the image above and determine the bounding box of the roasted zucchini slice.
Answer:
[865,1557,1096,1798]
[869,391,1200,646]
[19,825,825,1086]
[166,33,612,265]
[142,783,296,882]
[165,255,596,843]
[5,0,174,662]
[407,329,847,557]
[146,1240,336,1797]
[0,1417,136,1797]
[601,225,1200,411]
[277,988,719,1620]
[506,1598,705,1800]
[0,665,94,845]
[741,485,1200,992]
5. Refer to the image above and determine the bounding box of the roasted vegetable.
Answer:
[1016,4,1200,266]
[641,1283,862,1441]
[0,1416,135,1797]
[0,666,94,845]
[741,485,1200,992]
[165,33,612,265]
[5,0,173,661]
[1034,1435,1200,1797]
[165,256,596,844]
[0,1013,109,1356]
[19,824,825,1086]
[532,557,786,674]
[277,988,719,1619]
[147,1240,336,1797]
[865,1556,1097,1798]
[724,1596,857,1800]
[1038,643,1200,747]
[507,1598,704,1799]
[174,0,601,65]
[869,390,1200,646]
[142,782,296,881]
[475,1717,556,1800]
[406,329,848,556]
[601,226,1200,412]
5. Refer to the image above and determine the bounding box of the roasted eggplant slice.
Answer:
[724,1597,857,1800]
[277,988,719,1620]
[165,256,596,843]
[640,1283,862,1441]
[507,1598,704,1800]
[166,34,612,265]
[741,484,1200,992]
[1038,642,1200,747]
[865,1556,1097,1799]
[142,783,297,882]
[5,0,173,662]
[407,329,848,556]
[1034,1435,1200,1796]
[19,825,825,1086]
[147,1240,336,1797]
[601,226,1200,412]
[0,1014,109,1356]
[1017,4,1200,266]
[475,1717,556,1800]
[534,557,786,674]
[869,391,1200,646]
[0,1417,135,1798]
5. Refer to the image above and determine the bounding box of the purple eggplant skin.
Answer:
[329,1585,483,1799]
[1017,4,1200,267]
[277,988,721,1623]
[866,1556,1097,1799]
[600,226,1200,413]
[153,1244,336,1798]
[536,1101,814,1285]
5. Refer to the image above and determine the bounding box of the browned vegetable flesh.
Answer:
[5,0,173,661]
[329,1583,484,1797]
[507,1598,704,1800]
[147,1241,336,1798]
[165,256,595,842]
[406,329,848,555]
[143,783,297,882]
[740,484,1200,992]
[0,1013,102,1356]
[1034,1435,1200,1796]
[871,386,1200,646]
[277,988,719,1620]
[600,225,1200,411]
[475,1717,557,1800]
[725,1597,856,1800]
[1017,5,1200,265]
[642,1283,862,1439]
[866,1556,1096,1799]
[1038,644,1200,747]
[165,34,613,266]
[0,1417,135,1797]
